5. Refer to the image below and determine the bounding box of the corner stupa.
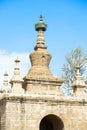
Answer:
[72,65,86,97]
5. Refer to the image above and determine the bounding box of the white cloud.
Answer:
[0,50,30,88]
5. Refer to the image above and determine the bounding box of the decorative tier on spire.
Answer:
[3,72,8,88]
[25,15,53,79]
[72,65,86,96]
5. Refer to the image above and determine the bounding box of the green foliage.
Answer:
[62,47,87,95]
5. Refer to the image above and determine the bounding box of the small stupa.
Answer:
[72,65,86,97]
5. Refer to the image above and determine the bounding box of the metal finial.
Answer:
[40,15,43,22]
[35,15,47,31]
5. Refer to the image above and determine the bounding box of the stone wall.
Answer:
[0,95,86,130]
[0,98,6,130]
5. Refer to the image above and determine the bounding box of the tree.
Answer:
[61,47,87,95]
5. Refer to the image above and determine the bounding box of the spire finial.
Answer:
[75,65,81,80]
[14,56,20,71]
[40,15,43,22]
[34,15,47,50]
[14,56,20,76]
[35,15,47,31]
[15,56,20,64]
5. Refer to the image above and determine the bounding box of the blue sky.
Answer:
[0,0,87,86]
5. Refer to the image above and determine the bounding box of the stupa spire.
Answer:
[0,72,10,93]
[10,57,24,93]
[34,15,47,50]
[72,65,86,96]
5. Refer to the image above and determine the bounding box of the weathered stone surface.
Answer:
[0,95,87,130]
